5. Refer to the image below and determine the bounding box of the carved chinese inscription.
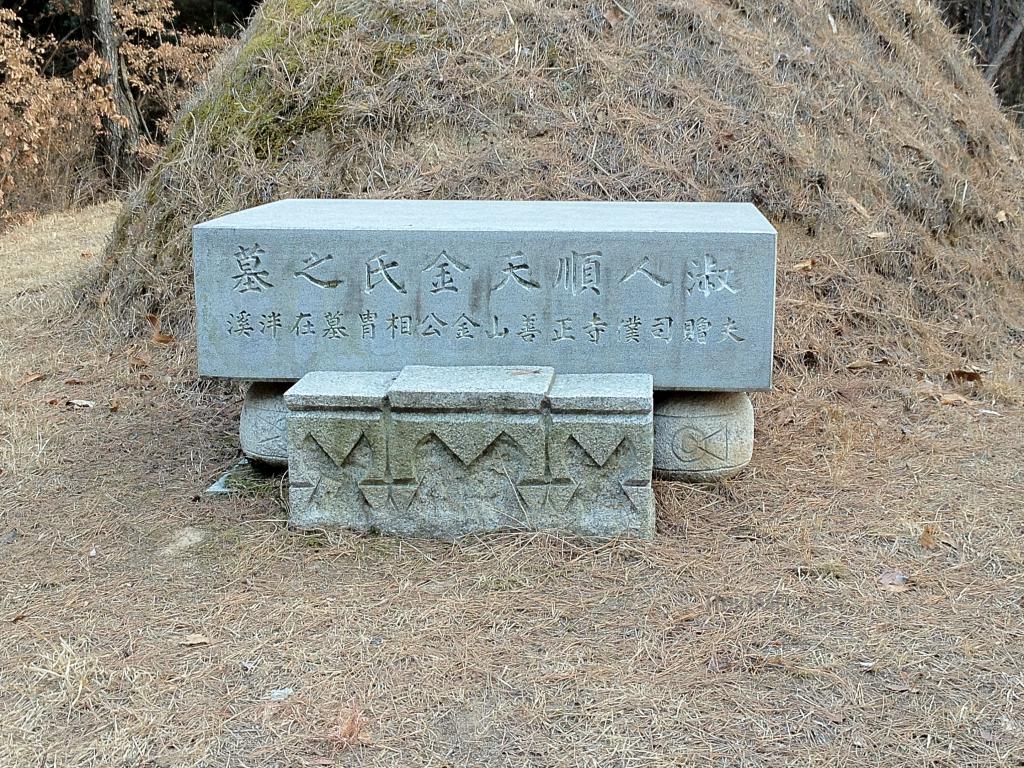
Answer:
[217,252,754,353]
[194,199,776,388]
[686,255,737,297]
[295,252,343,288]
[424,251,470,294]
[365,252,406,294]
[231,245,272,293]
[492,255,540,292]
[217,244,750,346]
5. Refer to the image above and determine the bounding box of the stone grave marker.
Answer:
[194,199,776,390]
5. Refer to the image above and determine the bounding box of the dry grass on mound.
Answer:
[5,201,1024,767]
[95,0,1024,383]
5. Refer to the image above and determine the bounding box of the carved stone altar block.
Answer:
[285,366,654,539]
[285,371,397,529]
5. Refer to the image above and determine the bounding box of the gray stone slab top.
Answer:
[547,373,654,413]
[196,199,776,234]
[284,370,398,409]
[388,365,555,411]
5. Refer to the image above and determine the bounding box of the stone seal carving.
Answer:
[239,382,290,467]
[653,392,753,480]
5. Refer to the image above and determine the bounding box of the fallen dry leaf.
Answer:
[939,393,971,407]
[146,313,160,328]
[180,633,210,647]
[917,380,970,409]
[108,399,120,413]
[128,355,149,368]
[878,569,912,593]
[847,357,889,371]
[66,399,96,409]
[847,196,870,219]
[16,372,45,387]
[918,523,949,551]
[947,367,985,384]
[792,258,817,272]
[152,331,176,345]
[328,704,368,748]
[64,378,86,385]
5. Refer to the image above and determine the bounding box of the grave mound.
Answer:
[94,0,1023,377]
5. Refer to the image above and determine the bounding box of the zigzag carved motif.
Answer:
[427,423,519,466]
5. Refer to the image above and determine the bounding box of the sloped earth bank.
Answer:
[3,207,1023,766]
[98,0,1024,383]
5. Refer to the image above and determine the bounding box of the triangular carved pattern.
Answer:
[564,430,630,468]
[424,426,524,468]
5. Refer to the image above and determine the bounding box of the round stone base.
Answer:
[239,382,291,468]
[653,392,753,481]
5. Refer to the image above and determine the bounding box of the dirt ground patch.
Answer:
[2,206,1022,766]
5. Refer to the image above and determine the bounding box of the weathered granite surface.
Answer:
[239,382,290,467]
[285,366,654,538]
[652,392,754,480]
[194,199,776,390]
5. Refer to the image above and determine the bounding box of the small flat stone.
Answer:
[547,374,653,413]
[284,371,398,409]
[388,365,554,411]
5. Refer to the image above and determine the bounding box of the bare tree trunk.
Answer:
[987,9,1024,83]
[86,0,144,184]
[936,0,1024,113]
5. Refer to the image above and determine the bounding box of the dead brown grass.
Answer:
[8,2,1024,762]
[5,203,1024,766]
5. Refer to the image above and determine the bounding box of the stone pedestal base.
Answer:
[239,382,291,467]
[653,392,753,481]
[285,367,655,539]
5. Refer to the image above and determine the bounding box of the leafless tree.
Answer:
[81,0,145,183]
[937,1,1024,107]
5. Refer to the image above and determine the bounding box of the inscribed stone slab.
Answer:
[194,199,776,390]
